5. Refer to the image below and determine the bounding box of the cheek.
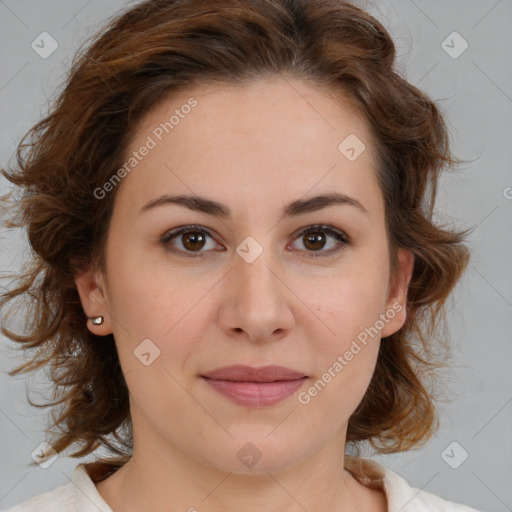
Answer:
[306,254,390,350]
[104,249,219,377]
[106,242,192,331]
[296,249,389,414]
[297,269,387,421]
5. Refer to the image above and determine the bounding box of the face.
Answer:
[76,76,413,473]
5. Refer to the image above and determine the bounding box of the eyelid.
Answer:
[292,224,350,244]
[159,224,221,247]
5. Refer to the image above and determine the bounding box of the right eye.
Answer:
[159,224,224,258]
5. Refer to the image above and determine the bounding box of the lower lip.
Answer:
[201,377,308,407]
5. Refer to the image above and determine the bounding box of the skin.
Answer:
[75,75,413,512]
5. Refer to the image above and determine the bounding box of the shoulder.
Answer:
[384,469,482,511]
[344,455,482,512]
[1,464,113,512]
[1,482,74,511]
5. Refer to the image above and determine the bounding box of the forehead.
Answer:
[115,75,382,219]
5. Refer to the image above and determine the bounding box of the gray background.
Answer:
[0,0,511,510]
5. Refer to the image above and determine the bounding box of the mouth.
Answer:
[200,365,309,407]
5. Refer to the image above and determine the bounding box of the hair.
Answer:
[1,0,472,483]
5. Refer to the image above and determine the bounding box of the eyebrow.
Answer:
[140,192,368,219]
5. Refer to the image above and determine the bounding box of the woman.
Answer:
[0,0,480,510]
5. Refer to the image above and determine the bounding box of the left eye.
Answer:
[160,224,350,258]
[289,225,350,257]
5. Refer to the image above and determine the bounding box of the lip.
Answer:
[201,365,306,382]
[200,365,308,407]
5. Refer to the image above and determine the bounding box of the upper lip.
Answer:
[201,365,307,382]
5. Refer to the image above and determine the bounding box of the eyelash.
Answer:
[160,224,350,259]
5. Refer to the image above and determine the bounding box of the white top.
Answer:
[2,456,481,511]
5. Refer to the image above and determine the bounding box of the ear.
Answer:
[381,248,414,339]
[74,267,112,336]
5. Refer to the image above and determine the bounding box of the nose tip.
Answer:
[219,251,295,343]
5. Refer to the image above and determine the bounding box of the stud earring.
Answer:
[89,315,104,325]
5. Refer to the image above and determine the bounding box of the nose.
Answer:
[217,248,295,344]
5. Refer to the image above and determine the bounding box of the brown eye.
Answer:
[160,224,350,259]
[181,231,207,251]
[291,225,350,257]
[303,231,328,251]
[160,225,220,258]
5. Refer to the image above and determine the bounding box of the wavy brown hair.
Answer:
[1,0,472,482]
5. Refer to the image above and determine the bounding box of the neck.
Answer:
[96,433,362,512]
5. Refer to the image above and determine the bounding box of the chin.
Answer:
[195,430,312,475]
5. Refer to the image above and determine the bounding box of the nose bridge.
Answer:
[220,234,294,339]
[234,237,282,305]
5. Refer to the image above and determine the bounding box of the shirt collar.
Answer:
[72,464,113,512]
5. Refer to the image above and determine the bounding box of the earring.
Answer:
[89,315,104,325]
